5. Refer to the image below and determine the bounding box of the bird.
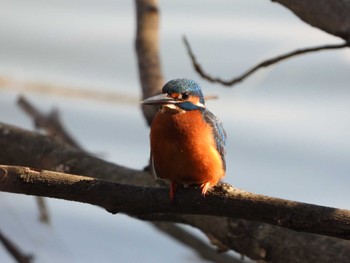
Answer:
[141,78,226,200]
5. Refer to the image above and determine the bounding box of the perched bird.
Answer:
[142,78,226,200]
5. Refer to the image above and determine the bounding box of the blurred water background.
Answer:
[0,0,349,262]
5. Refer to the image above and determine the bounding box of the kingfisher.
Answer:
[142,78,226,200]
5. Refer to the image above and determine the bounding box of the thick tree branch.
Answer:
[142,214,350,263]
[2,123,350,262]
[273,0,350,41]
[184,36,349,87]
[0,122,147,185]
[0,165,349,241]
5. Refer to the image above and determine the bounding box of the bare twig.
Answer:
[183,36,349,86]
[0,229,33,263]
[36,196,50,224]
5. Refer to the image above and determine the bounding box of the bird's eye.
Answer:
[181,92,190,100]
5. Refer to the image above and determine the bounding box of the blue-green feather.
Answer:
[162,78,226,168]
[162,78,205,105]
[203,110,227,170]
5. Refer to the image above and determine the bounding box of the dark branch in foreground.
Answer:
[18,96,59,225]
[1,123,350,262]
[183,36,349,86]
[1,165,349,241]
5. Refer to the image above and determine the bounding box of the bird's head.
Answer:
[141,78,205,111]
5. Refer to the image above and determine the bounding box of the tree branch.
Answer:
[135,0,164,125]
[141,214,350,263]
[151,222,243,263]
[184,36,349,87]
[18,95,77,225]
[35,196,50,224]
[273,0,350,41]
[18,96,82,150]
[0,229,33,263]
[0,122,147,185]
[0,165,349,240]
[2,123,350,262]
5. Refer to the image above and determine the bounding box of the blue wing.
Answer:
[203,110,227,170]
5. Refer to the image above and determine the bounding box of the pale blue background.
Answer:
[0,0,349,262]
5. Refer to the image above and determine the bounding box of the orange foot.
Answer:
[170,182,176,201]
[200,182,211,196]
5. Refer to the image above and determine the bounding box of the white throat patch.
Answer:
[195,102,205,108]
[161,104,186,114]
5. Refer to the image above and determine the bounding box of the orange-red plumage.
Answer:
[142,78,226,200]
[151,109,224,188]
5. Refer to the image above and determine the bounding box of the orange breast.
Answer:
[150,109,225,186]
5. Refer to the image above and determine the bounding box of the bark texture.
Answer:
[273,0,350,41]
[135,0,164,125]
[1,124,350,262]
